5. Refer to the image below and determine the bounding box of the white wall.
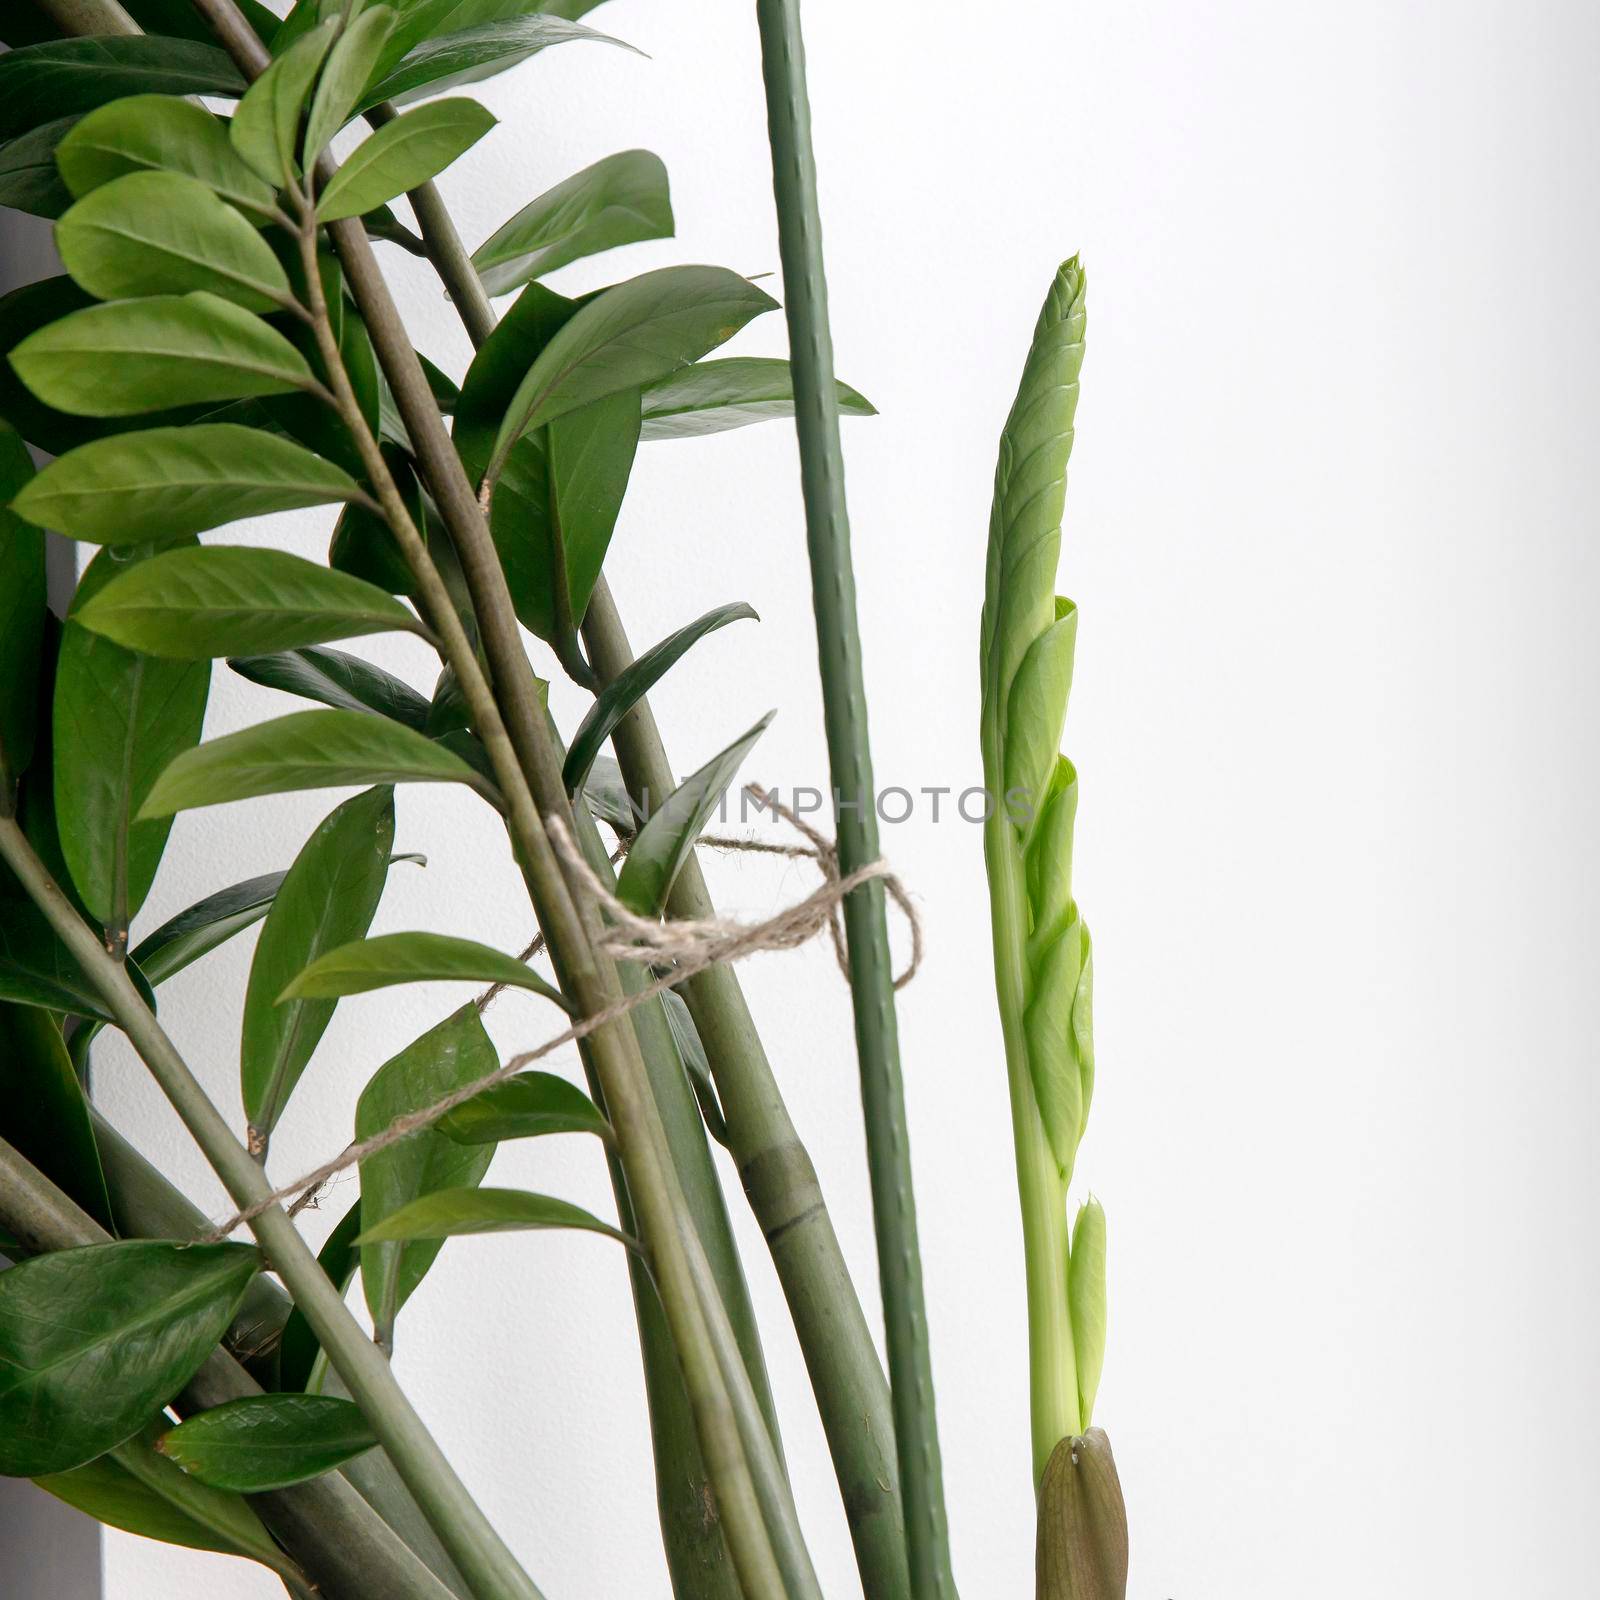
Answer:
[96,1,1600,1595]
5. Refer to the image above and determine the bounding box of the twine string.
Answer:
[201,788,920,1241]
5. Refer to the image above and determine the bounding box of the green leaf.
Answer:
[1003,597,1078,830]
[241,785,396,1142]
[563,601,758,793]
[130,870,285,986]
[159,1395,378,1492]
[357,1005,497,1341]
[10,293,318,418]
[0,1003,112,1230]
[0,116,78,218]
[0,38,244,142]
[1068,1196,1107,1427]
[55,95,276,219]
[617,711,773,915]
[10,424,369,544]
[305,5,397,161]
[55,171,294,312]
[582,752,638,834]
[490,387,641,653]
[641,356,876,441]
[439,1070,609,1145]
[34,1445,270,1563]
[75,546,423,660]
[0,431,45,785]
[138,708,483,817]
[316,97,496,221]
[276,1201,362,1394]
[55,547,211,930]
[228,645,431,730]
[230,17,339,186]
[1025,756,1078,954]
[362,14,636,109]
[280,929,567,1008]
[0,896,141,1022]
[355,1186,631,1248]
[661,986,729,1146]
[370,0,607,71]
[486,265,776,480]
[0,1241,259,1475]
[1022,914,1090,1183]
[473,148,671,296]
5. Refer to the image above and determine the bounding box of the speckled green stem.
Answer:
[753,5,955,1595]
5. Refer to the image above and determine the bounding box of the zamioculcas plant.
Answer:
[0,1,1105,1597]
[979,260,1130,1598]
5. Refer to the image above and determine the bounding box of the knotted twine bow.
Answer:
[203,787,921,1241]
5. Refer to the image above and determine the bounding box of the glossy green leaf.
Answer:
[55,95,276,219]
[0,897,136,1021]
[281,929,567,1008]
[0,431,45,785]
[228,645,431,730]
[563,601,757,793]
[0,1003,111,1230]
[241,785,395,1142]
[617,711,773,915]
[473,148,671,296]
[138,708,483,817]
[316,97,496,221]
[0,116,77,218]
[275,1200,361,1394]
[371,0,608,70]
[130,870,285,986]
[1068,1196,1107,1428]
[55,171,293,312]
[159,1395,378,1492]
[75,546,423,660]
[305,6,397,161]
[640,356,876,441]
[356,1185,630,1247]
[486,265,777,478]
[0,38,243,142]
[55,547,211,930]
[491,387,641,653]
[34,1444,271,1563]
[439,1070,609,1145]
[1003,597,1078,830]
[230,17,339,186]
[0,1241,259,1475]
[10,424,369,545]
[362,14,635,109]
[10,293,318,418]
[357,1005,497,1340]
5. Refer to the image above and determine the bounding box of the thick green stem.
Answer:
[0,817,545,1600]
[0,1135,460,1600]
[583,582,909,1596]
[982,821,1079,1484]
[32,0,138,34]
[753,5,954,1594]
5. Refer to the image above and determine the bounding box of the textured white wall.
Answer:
[95,0,1600,1595]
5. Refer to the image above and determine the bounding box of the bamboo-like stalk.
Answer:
[32,0,138,34]
[397,142,906,1595]
[583,584,910,1596]
[752,3,956,1594]
[0,1135,460,1600]
[0,817,547,1600]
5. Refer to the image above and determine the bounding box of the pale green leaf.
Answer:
[75,546,423,659]
[315,97,496,222]
[641,357,876,441]
[10,293,318,417]
[1068,1196,1107,1427]
[473,148,671,296]
[10,424,369,545]
[55,170,294,312]
[230,17,339,186]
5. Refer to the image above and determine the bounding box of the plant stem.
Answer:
[0,817,546,1600]
[33,0,138,34]
[982,821,1080,1483]
[583,582,910,1597]
[0,1134,460,1600]
[753,4,955,1593]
